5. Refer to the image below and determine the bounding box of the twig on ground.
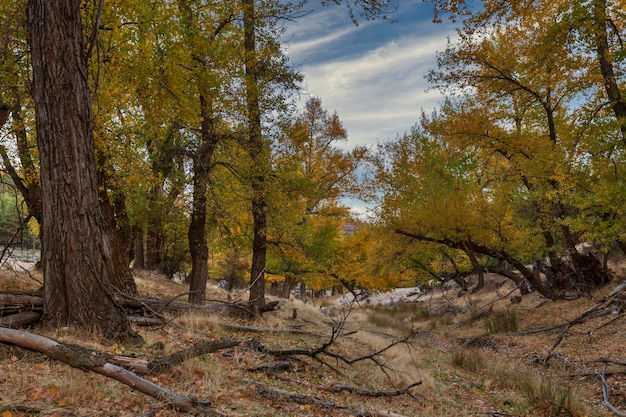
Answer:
[264,371,421,399]
[596,359,626,416]
[250,381,410,417]
[220,323,325,337]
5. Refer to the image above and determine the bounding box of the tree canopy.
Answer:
[1,0,625,327]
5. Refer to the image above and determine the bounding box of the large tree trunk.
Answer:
[243,0,266,315]
[28,0,141,344]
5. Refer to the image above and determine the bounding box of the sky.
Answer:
[282,1,461,150]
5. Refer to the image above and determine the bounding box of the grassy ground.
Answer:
[1,266,625,416]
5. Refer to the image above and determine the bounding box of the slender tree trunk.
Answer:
[187,96,218,305]
[146,191,166,272]
[243,0,266,314]
[28,0,141,344]
[0,97,43,227]
[97,175,137,295]
[465,248,484,293]
[133,226,146,269]
[112,191,134,264]
[269,281,279,296]
[592,0,626,145]
[281,276,296,299]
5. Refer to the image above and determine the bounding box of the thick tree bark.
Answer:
[243,0,267,314]
[28,0,141,343]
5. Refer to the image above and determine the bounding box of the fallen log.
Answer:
[0,311,41,328]
[127,316,165,327]
[148,338,240,375]
[0,327,225,414]
[0,293,43,313]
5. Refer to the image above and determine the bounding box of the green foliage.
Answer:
[268,97,368,290]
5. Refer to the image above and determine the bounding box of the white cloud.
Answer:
[287,27,356,56]
[293,33,451,147]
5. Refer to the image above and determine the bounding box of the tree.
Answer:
[371,126,560,298]
[240,0,302,313]
[0,1,42,231]
[270,97,366,295]
[426,0,626,257]
[384,0,626,296]
[241,0,268,314]
[175,0,237,304]
[28,0,141,343]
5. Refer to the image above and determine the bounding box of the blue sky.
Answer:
[282,1,460,149]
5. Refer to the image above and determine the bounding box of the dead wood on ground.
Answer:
[220,322,325,337]
[510,281,626,348]
[262,370,421,399]
[251,381,410,417]
[0,327,232,414]
[0,311,41,328]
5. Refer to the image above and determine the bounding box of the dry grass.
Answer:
[1,267,625,416]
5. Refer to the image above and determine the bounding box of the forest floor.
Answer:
[1,262,626,416]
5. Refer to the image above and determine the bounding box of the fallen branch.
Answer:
[107,338,241,376]
[127,316,165,327]
[251,381,410,417]
[265,371,421,399]
[221,323,325,337]
[511,281,626,350]
[597,362,626,416]
[0,293,43,313]
[0,311,41,328]
[148,338,240,374]
[0,327,225,414]
[247,361,293,373]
